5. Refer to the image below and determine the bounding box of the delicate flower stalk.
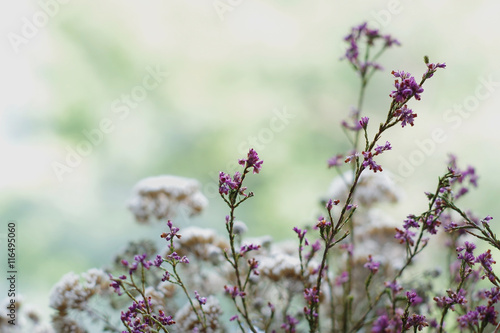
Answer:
[219,148,263,333]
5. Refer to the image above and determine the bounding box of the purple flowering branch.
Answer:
[313,55,446,332]
[110,254,175,333]
[219,148,263,333]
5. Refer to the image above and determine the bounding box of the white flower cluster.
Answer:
[325,170,401,208]
[127,175,209,223]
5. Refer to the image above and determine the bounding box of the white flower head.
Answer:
[127,175,208,224]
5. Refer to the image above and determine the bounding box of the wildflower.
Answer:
[304,287,320,304]
[364,255,380,274]
[394,105,417,127]
[281,315,299,333]
[406,290,422,305]
[127,175,208,223]
[423,61,446,79]
[238,148,263,174]
[390,70,424,103]
[194,291,207,305]
[327,154,344,168]
[405,314,428,330]
[335,271,349,286]
[476,250,497,282]
[224,285,246,299]
[457,241,476,266]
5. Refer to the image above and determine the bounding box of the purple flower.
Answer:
[316,215,331,229]
[478,305,498,325]
[161,270,170,282]
[405,314,428,330]
[371,314,390,332]
[224,285,246,299]
[424,215,441,235]
[239,244,261,256]
[238,148,263,174]
[364,255,380,274]
[229,315,239,322]
[304,287,320,304]
[166,251,189,264]
[384,280,403,296]
[403,215,419,229]
[218,171,240,195]
[326,198,340,211]
[406,290,422,305]
[394,105,417,127]
[395,227,416,246]
[390,70,424,103]
[362,151,383,172]
[327,154,344,168]
[293,226,308,243]
[423,62,446,79]
[359,116,369,129]
[485,287,500,305]
[482,215,493,224]
[161,220,181,242]
[341,119,363,131]
[152,255,163,268]
[476,250,497,282]
[457,241,476,266]
[335,271,349,286]
[433,289,467,310]
[194,291,207,305]
[458,310,479,328]
[281,315,299,333]
[373,141,392,155]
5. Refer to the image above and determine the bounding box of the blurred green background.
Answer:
[2,0,500,322]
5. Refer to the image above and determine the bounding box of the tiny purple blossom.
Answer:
[390,70,424,102]
[394,105,417,127]
[327,154,344,168]
[239,148,263,174]
[194,291,207,305]
[405,314,428,330]
[359,116,369,128]
[364,255,380,274]
[362,151,383,172]
[281,315,299,333]
[224,285,246,299]
[373,141,392,155]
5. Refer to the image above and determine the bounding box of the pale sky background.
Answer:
[2,0,500,322]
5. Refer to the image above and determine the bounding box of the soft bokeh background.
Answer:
[2,0,500,322]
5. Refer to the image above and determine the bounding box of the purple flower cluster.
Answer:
[281,315,299,333]
[448,154,478,199]
[194,291,207,305]
[120,298,175,332]
[219,171,244,196]
[364,255,380,274]
[433,288,467,310]
[327,154,344,168]
[390,70,424,103]
[423,61,446,79]
[303,287,320,318]
[371,313,403,332]
[238,148,263,174]
[160,220,181,242]
[361,141,392,173]
[393,105,417,127]
[239,243,261,256]
[405,314,428,331]
[342,22,400,75]
[224,285,246,299]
